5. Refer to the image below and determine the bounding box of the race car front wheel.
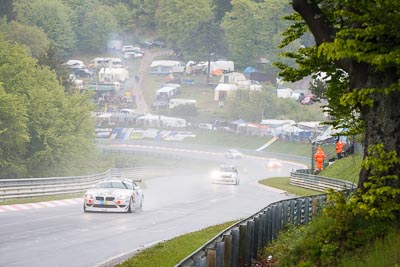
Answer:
[127,198,133,213]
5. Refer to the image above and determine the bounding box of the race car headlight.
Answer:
[211,171,219,179]
[117,195,130,201]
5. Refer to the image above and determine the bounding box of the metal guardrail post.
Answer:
[245,220,254,266]
[206,249,216,267]
[276,202,283,232]
[231,228,239,267]
[296,199,303,224]
[304,197,310,223]
[238,224,247,266]
[290,200,296,224]
[266,209,273,245]
[196,256,206,267]
[222,235,232,267]
[282,201,288,225]
[216,242,225,267]
[272,205,278,240]
[259,213,267,248]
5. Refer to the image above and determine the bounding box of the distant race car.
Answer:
[211,165,239,185]
[225,149,243,159]
[267,159,282,168]
[83,178,144,213]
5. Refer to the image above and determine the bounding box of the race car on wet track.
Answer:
[83,178,144,213]
[211,165,240,185]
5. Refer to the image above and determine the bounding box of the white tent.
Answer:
[210,60,234,72]
[218,72,246,84]
[98,68,129,82]
[214,83,238,101]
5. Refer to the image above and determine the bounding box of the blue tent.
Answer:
[243,66,257,75]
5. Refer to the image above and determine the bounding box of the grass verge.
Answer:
[116,220,239,267]
[259,177,322,197]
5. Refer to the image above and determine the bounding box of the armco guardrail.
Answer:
[0,167,169,201]
[176,171,357,267]
[290,170,357,192]
[176,194,328,267]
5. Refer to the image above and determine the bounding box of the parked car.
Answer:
[152,40,166,48]
[83,178,144,213]
[139,41,153,49]
[123,46,144,54]
[63,59,86,69]
[122,45,135,52]
[211,165,239,185]
[74,68,92,78]
[225,149,243,159]
[120,108,136,114]
[124,51,143,59]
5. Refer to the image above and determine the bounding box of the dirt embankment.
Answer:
[131,49,172,113]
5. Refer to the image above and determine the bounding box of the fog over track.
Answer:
[0,142,306,267]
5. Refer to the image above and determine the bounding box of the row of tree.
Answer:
[0,34,94,178]
[0,0,311,71]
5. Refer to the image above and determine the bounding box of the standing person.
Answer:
[314,145,326,172]
[335,139,345,159]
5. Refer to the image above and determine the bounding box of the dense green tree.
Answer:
[0,85,29,178]
[37,45,74,94]
[180,20,227,61]
[213,0,232,22]
[277,1,400,217]
[77,5,118,52]
[0,0,15,21]
[111,3,135,33]
[221,0,292,69]
[0,35,94,178]
[309,78,327,99]
[131,0,160,29]
[14,0,76,58]
[155,0,214,49]
[0,18,50,58]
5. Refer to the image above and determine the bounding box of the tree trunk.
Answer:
[292,0,400,193]
[356,68,400,191]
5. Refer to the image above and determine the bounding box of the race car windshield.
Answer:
[220,166,233,172]
[95,181,127,189]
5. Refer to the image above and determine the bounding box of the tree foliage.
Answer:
[0,18,50,58]
[180,20,227,61]
[14,0,76,58]
[221,0,293,69]
[0,35,94,178]
[77,4,118,52]
[226,87,324,122]
[154,0,214,49]
[277,0,400,217]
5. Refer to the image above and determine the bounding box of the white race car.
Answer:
[211,165,239,185]
[225,149,243,159]
[83,178,144,213]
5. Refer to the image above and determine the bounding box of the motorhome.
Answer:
[155,86,178,100]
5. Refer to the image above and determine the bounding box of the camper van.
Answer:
[155,86,177,100]
[169,99,197,109]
